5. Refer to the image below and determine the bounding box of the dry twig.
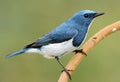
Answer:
[58,21,120,82]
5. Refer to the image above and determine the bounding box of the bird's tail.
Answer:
[6,48,27,58]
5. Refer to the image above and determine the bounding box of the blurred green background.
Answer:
[0,0,120,82]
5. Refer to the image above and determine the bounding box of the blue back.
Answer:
[25,10,97,48]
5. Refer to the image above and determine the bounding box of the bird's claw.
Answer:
[61,69,73,72]
[61,68,72,80]
[74,49,87,56]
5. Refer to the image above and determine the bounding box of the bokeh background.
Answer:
[0,0,120,82]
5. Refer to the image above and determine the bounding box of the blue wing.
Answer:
[25,23,78,48]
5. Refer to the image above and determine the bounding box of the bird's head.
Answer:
[71,10,104,26]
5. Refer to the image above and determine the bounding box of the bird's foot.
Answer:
[74,49,87,56]
[61,69,72,72]
[61,68,72,80]
[55,56,72,80]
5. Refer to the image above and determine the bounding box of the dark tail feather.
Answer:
[6,48,27,58]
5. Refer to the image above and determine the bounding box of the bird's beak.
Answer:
[93,12,104,18]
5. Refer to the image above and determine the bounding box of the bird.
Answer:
[6,10,104,79]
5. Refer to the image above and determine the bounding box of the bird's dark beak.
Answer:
[93,12,104,18]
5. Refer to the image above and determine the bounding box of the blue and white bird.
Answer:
[6,10,104,79]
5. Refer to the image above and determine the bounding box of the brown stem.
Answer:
[58,21,120,82]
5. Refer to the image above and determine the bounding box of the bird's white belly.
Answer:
[26,39,77,59]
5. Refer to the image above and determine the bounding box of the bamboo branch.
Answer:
[58,21,120,82]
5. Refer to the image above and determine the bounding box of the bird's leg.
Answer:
[55,56,72,80]
[73,49,87,56]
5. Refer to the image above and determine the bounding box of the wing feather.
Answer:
[25,23,78,48]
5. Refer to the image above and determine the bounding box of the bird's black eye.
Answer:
[84,14,89,18]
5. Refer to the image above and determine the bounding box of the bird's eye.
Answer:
[84,14,89,18]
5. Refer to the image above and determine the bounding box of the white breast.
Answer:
[26,39,77,59]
